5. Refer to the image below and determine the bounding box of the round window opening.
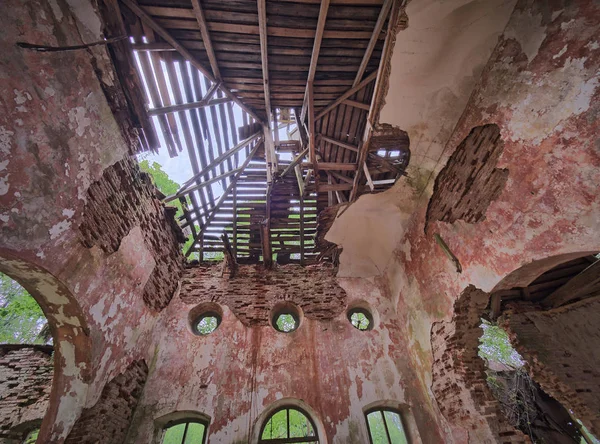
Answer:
[273,312,299,333]
[193,312,221,335]
[348,308,373,331]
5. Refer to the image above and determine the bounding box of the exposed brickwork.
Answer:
[426,124,508,227]
[64,360,148,444]
[79,157,185,311]
[181,263,347,326]
[0,345,53,439]
[502,297,600,435]
[431,286,529,443]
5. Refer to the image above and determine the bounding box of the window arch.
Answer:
[365,407,409,444]
[160,418,208,444]
[259,406,319,443]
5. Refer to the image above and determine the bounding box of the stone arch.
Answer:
[0,249,92,443]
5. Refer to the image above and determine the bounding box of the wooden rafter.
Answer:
[119,0,265,124]
[148,97,230,116]
[300,0,330,122]
[257,0,272,122]
[353,0,392,87]
[178,131,262,193]
[190,0,221,79]
[350,0,399,201]
[314,71,378,121]
[319,135,359,153]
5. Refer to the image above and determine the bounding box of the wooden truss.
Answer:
[109,0,410,264]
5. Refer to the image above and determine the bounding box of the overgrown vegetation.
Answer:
[0,272,50,344]
[139,160,221,261]
[479,320,524,369]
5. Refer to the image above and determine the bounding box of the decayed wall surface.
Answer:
[328,0,600,441]
[0,345,54,440]
[0,0,181,441]
[126,263,432,443]
[503,297,600,434]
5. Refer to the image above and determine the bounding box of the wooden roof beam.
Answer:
[319,135,359,153]
[353,0,393,87]
[190,0,220,79]
[257,0,272,122]
[314,71,377,121]
[350,0,401,201]
[177,131,262,193]
[119,0,265,124]
[148,96,230,116]
[300,0,330,123]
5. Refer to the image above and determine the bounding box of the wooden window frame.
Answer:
[161,418,209,444]
[258,406,319,443]
[364,407,409,444]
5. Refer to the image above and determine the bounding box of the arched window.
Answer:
[259,406,319,443]
[161,419,208,444]
[365,408,408,444]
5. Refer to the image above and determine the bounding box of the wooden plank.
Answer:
[300,0,330,122]
[319,135,359,152]
[363,162,374,191]
[257,0,272,121]
[314,71,377,120]
[178,132,262,192]
[542,260,600,308]
[353,0,392,86]
[281,147,309,177]
[350,0,400,201]
[148,96,230,115]
[307,82,317,188]
[190,0,221,79]
[343,98,370,111]
[119,0,265,123]
[306,162,357,171]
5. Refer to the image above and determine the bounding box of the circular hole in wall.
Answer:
[271,302,301,333]
[188,302,224,336]
[348,307,373,331]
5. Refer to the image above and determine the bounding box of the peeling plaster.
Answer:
[503,8,546,63]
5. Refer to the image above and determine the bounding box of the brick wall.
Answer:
[426,124,508,227]
[431,286,529,443]
[181,263,347,326]
[64,360,148,444]
[503,297,600,435]
[0,345,53,440]
[78,158,185,311]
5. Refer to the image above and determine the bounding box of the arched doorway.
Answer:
[0,250,92,443]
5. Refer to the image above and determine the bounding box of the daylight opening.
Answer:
[259,407,319,443]
[192,312,221,336]
[348,308,373,331]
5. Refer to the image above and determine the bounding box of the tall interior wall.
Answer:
[126,263,432,443]
[327,0,600,441]
[0,0,182,441]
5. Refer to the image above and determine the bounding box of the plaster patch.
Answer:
[44,86,56,97]
[68,107,91,137]
[553,45,568,59]
[586,41,600,51]
[0,213,9,223]
[0,175,9,195]
[0,159,9,172]
[0,126,14,155]
[13,89,32,105]
[49,219,71,240]
[503,9,546,63]
[65,0,103,38]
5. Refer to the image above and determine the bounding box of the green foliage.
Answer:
[23,429,39,444]
[0,273,48,344]
[139,160,201,260]
[350,312,370,330]
[275,314,296,332]
[479,320,524,369]
[162,422,206,444]
[261,408,316,441]
[367,410,408,444]
[196,315,218,335]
